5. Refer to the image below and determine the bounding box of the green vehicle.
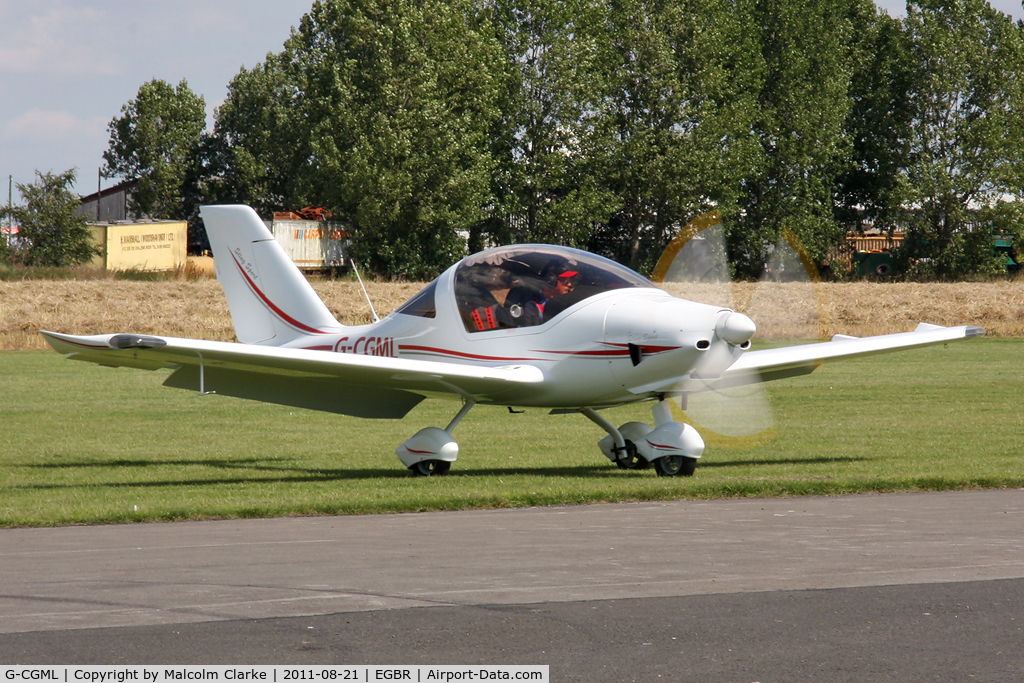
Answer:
[993,234,1020,273]
[851,249,897,277]
[851,231,1018,277]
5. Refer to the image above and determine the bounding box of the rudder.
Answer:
[200,205,343,345]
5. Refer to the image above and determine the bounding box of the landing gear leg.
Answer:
[580,408,650,468]
[581,408,626,458]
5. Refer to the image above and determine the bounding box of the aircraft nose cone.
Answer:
[716,311,756,345]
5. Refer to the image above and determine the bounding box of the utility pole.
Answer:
[6,174,11,229]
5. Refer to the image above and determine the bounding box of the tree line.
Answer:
[8,0,1023,279]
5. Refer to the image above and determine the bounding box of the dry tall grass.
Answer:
[2,277,1022,350]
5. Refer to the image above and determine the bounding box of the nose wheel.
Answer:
[409,459,452,476]
[653,455,697,477]
[584,401,705,476]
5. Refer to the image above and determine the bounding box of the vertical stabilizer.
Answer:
[200,205,343,345]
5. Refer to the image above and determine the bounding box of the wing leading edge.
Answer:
[625,323,984,395]
[713,323,986,390]
[41,331,544,419]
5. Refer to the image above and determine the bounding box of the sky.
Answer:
[875,0,1022,18]
[2,0,1023,199]
[1,0,314,198]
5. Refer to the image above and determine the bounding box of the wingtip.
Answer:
[39,329,63,344]
[915,322,986,339]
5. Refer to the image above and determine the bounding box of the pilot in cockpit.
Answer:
[456,252,593,332]
[505,260,577,326]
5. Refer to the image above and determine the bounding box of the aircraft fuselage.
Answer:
[280,265,736,409]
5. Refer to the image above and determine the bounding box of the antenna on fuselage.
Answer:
[350,258,380,323]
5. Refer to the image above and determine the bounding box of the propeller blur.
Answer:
[651,210,826,447]
[42,205,985,477]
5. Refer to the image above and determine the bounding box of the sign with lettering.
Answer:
[95,222,188,272]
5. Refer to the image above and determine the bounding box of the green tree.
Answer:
[589,0,764,273]
[103,79,207,219]
[833,4,915,235]
[0,170,97,267]
[732,0,856,277]
[213,0,505,279]
[895,0,1024,279]
[484,0,616,249]
[206,55,308,217]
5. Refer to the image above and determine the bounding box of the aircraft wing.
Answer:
[626,323,985,395]
[710,323,986,390]
[41,331,544,419]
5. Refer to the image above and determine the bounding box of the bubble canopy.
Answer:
[450,245,654,332]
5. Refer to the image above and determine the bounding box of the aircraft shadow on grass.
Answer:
[19,456,296,469]
[699,456,870,469]
[9,455,870,491]
[10,461,629,488]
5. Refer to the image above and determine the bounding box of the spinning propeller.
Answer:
[650,211,825,448]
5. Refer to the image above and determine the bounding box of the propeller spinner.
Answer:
[716,310,757,345]
[651,211,823,447]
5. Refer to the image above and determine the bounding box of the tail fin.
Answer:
[200,205,343,345]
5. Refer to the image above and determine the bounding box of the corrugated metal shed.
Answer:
[77,180,138,223]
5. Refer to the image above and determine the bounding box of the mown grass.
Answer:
[1,338,1022,527]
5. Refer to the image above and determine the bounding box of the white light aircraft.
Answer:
[43,205,984,476]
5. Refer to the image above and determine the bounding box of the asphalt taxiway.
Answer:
[2,490,1022,681]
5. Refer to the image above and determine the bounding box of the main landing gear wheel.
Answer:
[409,460,452,476]
[653,455,697,477]
[615,441,650,470]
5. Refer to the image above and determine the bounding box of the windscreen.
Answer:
[454,245,652,332]
[392,280,437,318]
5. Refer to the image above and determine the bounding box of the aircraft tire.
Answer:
[409,460,452,476]
[653,455,697,477]
[615,440,650,470]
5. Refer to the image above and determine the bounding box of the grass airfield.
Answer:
[2,337,1022,527]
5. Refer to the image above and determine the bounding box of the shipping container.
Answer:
[269,219,348,270]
